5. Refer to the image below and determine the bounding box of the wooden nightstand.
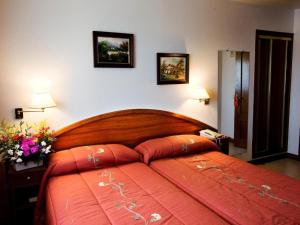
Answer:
[199,130,230,155]
[212,136,229,155]
[8,166,46,225]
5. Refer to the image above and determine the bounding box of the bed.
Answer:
[35,109,228,225]
[135,135,300,225]
[35,109,300,225]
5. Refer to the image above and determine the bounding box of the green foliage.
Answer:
[120,41,129,51]
[99,41,109,58]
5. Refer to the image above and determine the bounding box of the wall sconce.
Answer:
[195,87,210,105]
[15,92,56,119]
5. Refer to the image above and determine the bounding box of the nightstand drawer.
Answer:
[9,167,45,187]
[8,166,46,225]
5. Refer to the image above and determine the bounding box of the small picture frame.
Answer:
[93,31,134,68]
[157,53,189,84]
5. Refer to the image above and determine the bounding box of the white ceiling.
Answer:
[231,0,300,8]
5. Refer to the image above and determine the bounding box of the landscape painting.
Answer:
[93,31,134,68]
[157,53,189,84]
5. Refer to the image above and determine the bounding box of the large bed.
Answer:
[35,109,300,225]
[42,145,227,225]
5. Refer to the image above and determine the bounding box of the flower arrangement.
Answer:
[0,120,55,164]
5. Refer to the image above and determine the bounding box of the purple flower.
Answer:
[23,149,30,157]
[21,140,30,157]
[21,138,39,157]
[31,145,39,154]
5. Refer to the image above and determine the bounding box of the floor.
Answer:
[229,143,247,156]
[227,143,300,179]
[228,143,250,161]
[258,158,300,180]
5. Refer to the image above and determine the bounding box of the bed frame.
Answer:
[53,109,216,151]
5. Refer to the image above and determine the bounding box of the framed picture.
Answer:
[157,53,189,84]
[93,31,134,68]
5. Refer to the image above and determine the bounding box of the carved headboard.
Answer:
[53,109,216,151]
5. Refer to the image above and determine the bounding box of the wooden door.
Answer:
[253,30,293,158]
[234,52,249,148]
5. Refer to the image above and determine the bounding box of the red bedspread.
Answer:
[150,151,300,225]
[36,144,228,225]
[45,162,228,225]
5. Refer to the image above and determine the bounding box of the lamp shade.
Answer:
[29,92,56,109]
[197,88,210,99]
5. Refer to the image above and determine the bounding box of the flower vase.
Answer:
[12,160,44,171]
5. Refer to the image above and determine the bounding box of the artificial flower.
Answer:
[0,120,55,164]
[16,158,23,163]
[31,145,39,154]
[7,149,14,155]
[12,134,23,141]
[45,149,51,154]
[45,145,51,154]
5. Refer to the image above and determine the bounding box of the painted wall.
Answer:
[219,51,236,138]
[0,0,294,160]
[288,9,300,155]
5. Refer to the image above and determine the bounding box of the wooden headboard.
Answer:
[53,109,216,151]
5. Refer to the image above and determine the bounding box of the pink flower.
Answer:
[31,145,39,154]
[21,141,30,157]
[21,138,39,157]
[22,149,30,157]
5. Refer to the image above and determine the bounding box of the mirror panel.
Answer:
[218,50,250,156]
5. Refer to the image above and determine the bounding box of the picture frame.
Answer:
[157,53,189,84]
[93,31,134,68]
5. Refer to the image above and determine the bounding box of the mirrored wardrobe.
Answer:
[218,50,250,155]
[253,30,293,159]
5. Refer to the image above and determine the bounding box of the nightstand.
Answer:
[8,166,46,225]
[212,136,229,155]
[199,129,230,155]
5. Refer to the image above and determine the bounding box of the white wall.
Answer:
[219,51,236,138]
[288,9,300,155]
[0,0,294,159]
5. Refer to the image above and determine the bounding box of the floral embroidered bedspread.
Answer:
[150,151,300,225]
[36,144,228,225]
[44,163,229,225]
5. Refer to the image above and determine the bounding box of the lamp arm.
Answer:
[21,108,45,113]
[15,108,45,119]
